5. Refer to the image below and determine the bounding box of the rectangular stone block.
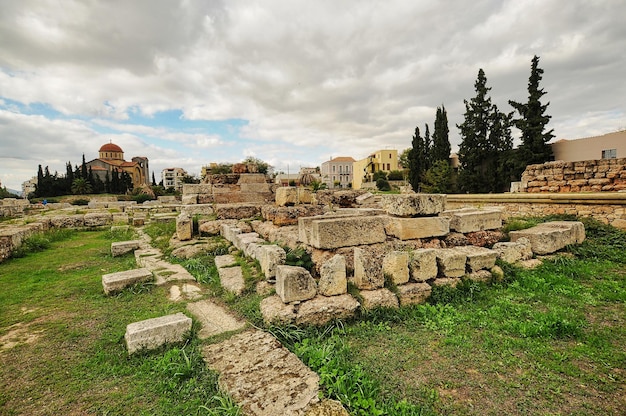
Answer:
[440,208,502,233]
[308,216,386,249]
[257,244,286,279]
[382,251,409,284]
[353,247,384,290]
[409,248,438,282]
[380,194,446,217]
[102,268,153,295]
[125,312,192,354]
[396,282,432,306]
[276,265,317,303]
[176,213,193,241]
[384,216,449,240]
[318,254,347,296]
[509,221,585,255]
[434,249,467,278]
[182,183,212,195]
[111,240,143,257]
[275,187,315,206]
[454,246,497,272]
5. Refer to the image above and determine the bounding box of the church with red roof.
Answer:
[84,142,149,188]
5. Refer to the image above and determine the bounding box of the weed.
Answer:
[284,246,314,272]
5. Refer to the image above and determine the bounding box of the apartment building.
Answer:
[321,157,356,189]
[161,167,187,191]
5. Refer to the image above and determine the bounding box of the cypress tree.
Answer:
[408,126,428,192]
[431,105,451,163]
[423,124,431,170]
[81,154,88,179]
[509,55,554,178]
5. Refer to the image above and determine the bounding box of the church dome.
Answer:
[99,142,123,153]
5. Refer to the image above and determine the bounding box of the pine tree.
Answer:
[431,105,451,163]
[408,126,428,192]
[509,55,554,178]
[458,69,513,193]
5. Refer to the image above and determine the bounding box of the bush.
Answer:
[387,170,404,180]
[376,178,391,191]
[132,193,153,204]
[71,198,89,206]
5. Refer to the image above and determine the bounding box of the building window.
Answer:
[386,163,390,171]
[332,166,335,172]
[339,165,342,173]
[602,149,617,159]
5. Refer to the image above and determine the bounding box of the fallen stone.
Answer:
[396,282,432,306]
[187,300,246,339]
[318,254,347,296]
[353,247,384,290]
[307,216,386,249]
[276,265,317,303]
[125,312,192,354]
[509,221,585,255]
[198,220,222,236]
[380,194,446,217]
[441,208,502,233]
[257,245,286,279]
[492,237,533,263]
[359,288,399,310]
[102,268,153,295]
[218,266,245,295]
[111,240,143,257]
[215,254,237,269]
[176,213,193,241]
[383,216,450,240]
[295,294,360,326]
[409,248,438,282]
[454,246,497,272]
[202,329,320,416]
[260,295,297,325]
[382,251,410,284]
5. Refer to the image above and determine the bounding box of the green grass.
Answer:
[0,229,239,415]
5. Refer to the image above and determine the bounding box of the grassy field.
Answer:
[1,217,625,415]
[0,228,239,415]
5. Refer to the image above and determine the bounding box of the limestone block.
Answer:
[396,282,432,306]
[467,270,492,282]
[260,295,297,324]
[509,221,585,255]
[197,194,215,204]
[353,247,384,290]
[276,187,314,206]
[244,242,263,259]
[409,249,438,282]
[356,192,376,205]
[112,213,130,225]
[308,216,386,249]
[50,215,85,228]
[198,220,221,236]
[236,173,267,184]
[432,277,460,287]
[380,194,446,217]
[215,254,237,269]
[215,203,261,220]
[181,194,198,204]
[435,249,467,278]
[218,266,245,296]
[232,232,263,251]
[262,205,325,226]
[125,312,192,354]
[384,216,449,240]
[132,216,145,226]
[359,288,399,310]
[111,240,143,257]
[492,237,533,263]
[441,208,502,233]
[454,246,497,272]
[276,265,317,303]
[318,254,347,296]
[240,182,271,193]
[257,244,287,279]
[382,251,409,284]
[220,224,242,242]
[182,183,212,195]
[295,294,360,326]
[102,268,153,295]
[186,300,245,339]
[176,213,193,241]
[182,204,215,217]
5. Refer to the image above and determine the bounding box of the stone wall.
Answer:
[446,193,626,230]
[522,158,626,193]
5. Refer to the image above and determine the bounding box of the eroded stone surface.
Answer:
[409,248,438,282]
[384,216,450,240]
[276,265,317,303]
[125,312,191,354]
[202,329,320,416]
[187,300,246,339]
[359,288,399,310]
[509,221,585,255]
[219,266,245,296]
[380,194,446,217]
[396,282,432,306]
[382,251,409,284]
[260,295,297,325]
[295,295,360,326]
[492,237,533,263]
[318,254,347,296]
[353,247,384,290]
[102,268,152,295]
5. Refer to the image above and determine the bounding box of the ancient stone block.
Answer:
[409,248,438,282]
[318,254,347,296]
[125,312,192,354]
[509,221,585,255]
[186,300,246,339]
[50,215,85,228]
[467,270,492,282]
[396,282,432,306]
[359,288,399,310]
[454,246,497,272]
[382,251,409,284]
[111,240,143,257]
[181,194,198,204]
[176,213,193,241]
[215,203,261,220]
[275,187,314,206]
[232,232,263,252]
[295,295,360,326]
[260,295,296,325]
[182,183,213,195]
[218,266,245,296]
[198,220,221,236]
[220,224,242,242]
[102,268,153,295]
[380,194,446,217]
[492,237,533,263]
[308,216,386,249]
[275,265,317,303]
[262,205,325,226]
[383,216,450,240]
[435,248,467,278]
[441,208,502,233]
[84,212,113,227]
[353,247,384,290]
[257,244,286,279]
[432,277,460,287]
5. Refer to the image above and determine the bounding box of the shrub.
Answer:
[376,178,391,191]
[387,170,404,180]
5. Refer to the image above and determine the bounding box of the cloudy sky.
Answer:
[1,0,625,191]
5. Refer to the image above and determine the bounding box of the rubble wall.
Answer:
[522,159,626,193]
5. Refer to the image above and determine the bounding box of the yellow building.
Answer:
[85,142,149,189]
[352,149,399,189]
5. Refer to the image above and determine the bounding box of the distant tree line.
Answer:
[405,55,553,194]
[33,154,133,197]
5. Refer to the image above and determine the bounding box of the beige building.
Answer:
[352,149,399,189]
[161,167,187,191]
[85,142,149,188]
[321,157,355,189]
[551,130,626,162]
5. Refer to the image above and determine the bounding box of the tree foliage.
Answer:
[458,69,513,193]
[408,127,428,192]
[431,105,451,163]
[509,55,554,179]
[421,160,455,194]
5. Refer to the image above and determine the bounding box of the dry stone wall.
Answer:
[522,159,626,193]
